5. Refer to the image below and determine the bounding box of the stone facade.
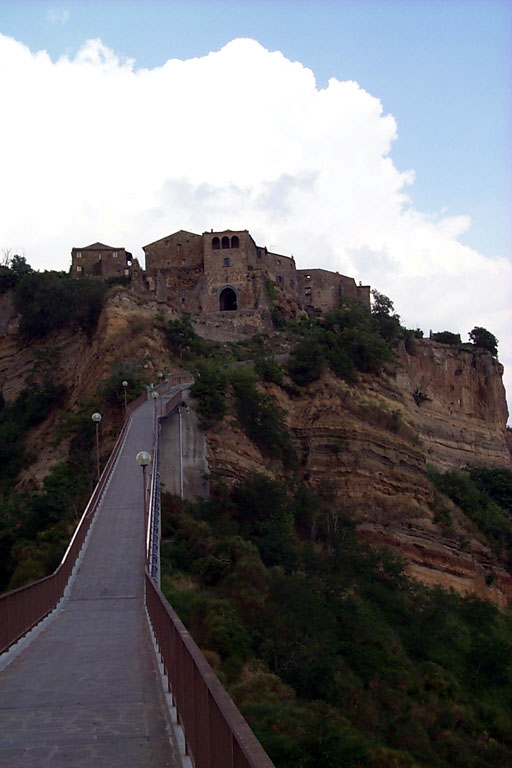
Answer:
[71,243,133,280]
[72,229,370,320]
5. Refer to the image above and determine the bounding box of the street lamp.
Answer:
[152,390,159,418]
[122,380,128,417]
[136,450,151,528]
[91,412,102,482]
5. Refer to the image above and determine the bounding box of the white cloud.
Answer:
[0,34,510,414]
[47,8,70,26]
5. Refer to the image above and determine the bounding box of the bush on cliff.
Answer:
[13,270,108,340]
[190,358,229,426]
[429,466,512,562]
[231,368,297,468]
[288,298,393,387]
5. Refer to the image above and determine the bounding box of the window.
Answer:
[231,236,239,248]
[223,257,230,267]
[221,236,230,249]
[277,275,283,284]
[76,251,82,258]
[177,244,182,252]
[76,265,83,272]
[212,237,220,250]
[112,251,118,258]
[290,279,295,289]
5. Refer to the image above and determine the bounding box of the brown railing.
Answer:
[145,574,275,768]
[0,415,132,655]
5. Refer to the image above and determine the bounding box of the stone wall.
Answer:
[144,230,203,272]
[297,268,371,311]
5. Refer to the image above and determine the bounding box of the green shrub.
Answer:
[190,359,228,426]
[468,326,498,356]
[431,331,461,345]
[429,467,512,559]
[14,271,107,340]
[231,369,297,466]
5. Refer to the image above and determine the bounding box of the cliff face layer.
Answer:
[206,341,512,606]
[396,340,510,470]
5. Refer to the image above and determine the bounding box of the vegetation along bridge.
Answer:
[0,381,275,768]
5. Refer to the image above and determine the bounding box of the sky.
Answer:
[0,0,511,413]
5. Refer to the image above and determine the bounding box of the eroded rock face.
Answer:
[206,343,512,606]
[396,340,510,470]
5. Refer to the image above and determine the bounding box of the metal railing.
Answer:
[145,575,275,768]
[144,387,275,768]
[0,414,131,655]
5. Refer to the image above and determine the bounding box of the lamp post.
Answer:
[136,450,151,529]
[152,390,159,418]
[91,412,102,482]
[122,380,128,417]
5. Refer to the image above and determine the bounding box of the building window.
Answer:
[221,236,230,249]
[290,279,295,289]
[212,237,220,250]
[231,236,239,248]
[76,265,83,272]
[112,251,118,258]
[223,256,230,267]
[76,251,82,258]
[177,244,182,252]
[277,275,283,284]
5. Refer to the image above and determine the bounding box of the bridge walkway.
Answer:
[0,398,182,767]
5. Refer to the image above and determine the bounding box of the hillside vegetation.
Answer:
[0,261,510,766]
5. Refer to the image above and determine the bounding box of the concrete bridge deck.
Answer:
[0,399,181,767]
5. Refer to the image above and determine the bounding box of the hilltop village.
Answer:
[70,228,370,331]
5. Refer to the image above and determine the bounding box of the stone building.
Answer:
[142,228,370,316]
[71,229,370,326]
[70,243,133,280]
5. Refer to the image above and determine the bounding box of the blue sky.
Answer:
[0,0,511,407]
[1,0,510,260]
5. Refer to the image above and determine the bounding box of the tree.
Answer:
[371,290,402,344]
[469,326,498,356]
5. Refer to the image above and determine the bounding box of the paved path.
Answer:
[0,399,182,767]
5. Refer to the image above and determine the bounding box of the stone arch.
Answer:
[221,236,230,249]
[231,235,239,248]
[219,286,237,311]
[212,237,220,250]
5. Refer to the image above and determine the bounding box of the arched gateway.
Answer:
[219,287,237,311]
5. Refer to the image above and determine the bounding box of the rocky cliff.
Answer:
[205,339,512,606]
[1,288,511,604]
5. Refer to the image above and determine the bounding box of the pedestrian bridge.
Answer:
[0,381,275,768]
